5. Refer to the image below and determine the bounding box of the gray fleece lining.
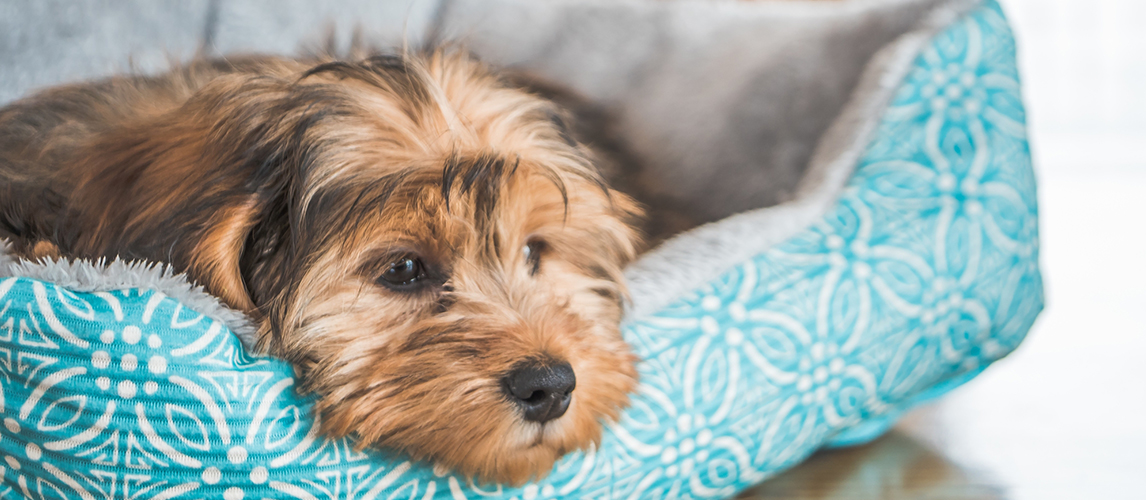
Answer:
[622,0,983,319]
[0,244,260,349]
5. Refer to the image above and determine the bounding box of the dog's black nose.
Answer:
[503,361,576,424]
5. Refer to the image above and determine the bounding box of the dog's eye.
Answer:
[523,239,545,275]
[379,256,426,288]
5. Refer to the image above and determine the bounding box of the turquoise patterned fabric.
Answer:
[0,3,1041,499]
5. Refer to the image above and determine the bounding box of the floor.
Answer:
[740,0,1146,498]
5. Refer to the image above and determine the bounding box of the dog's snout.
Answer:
[503,361,576,424]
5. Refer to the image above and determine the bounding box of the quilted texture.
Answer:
[0,2,1041,499]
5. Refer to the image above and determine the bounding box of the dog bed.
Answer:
[0,0,1042,498]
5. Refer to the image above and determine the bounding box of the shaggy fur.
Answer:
[0,49,642,485]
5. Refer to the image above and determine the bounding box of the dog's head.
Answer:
[62,50,641,483]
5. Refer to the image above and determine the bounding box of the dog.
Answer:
[0,48,643,484]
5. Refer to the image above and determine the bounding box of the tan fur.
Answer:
[29,240,61,260]
[0,49,643,484]
[190,198,261,311]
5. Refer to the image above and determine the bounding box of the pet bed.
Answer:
[0,0,1042,498]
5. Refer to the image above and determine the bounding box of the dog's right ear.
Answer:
[6,66,336,323]
[138,72,339,320]
[189,186,292,320]
[189,198,264,313]
[186,89,324,320]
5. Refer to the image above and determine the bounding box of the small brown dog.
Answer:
[0,48,642,484]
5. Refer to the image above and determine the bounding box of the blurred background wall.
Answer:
[0,0,438,105]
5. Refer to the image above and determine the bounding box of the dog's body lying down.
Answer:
[0,49,644,484]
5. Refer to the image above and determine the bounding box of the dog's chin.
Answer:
[480,416,594,485]
[477,355,640,484]
[312,363,637,486]
[452,393,627,486]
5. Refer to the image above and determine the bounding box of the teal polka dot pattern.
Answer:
[0,2,1041,498]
